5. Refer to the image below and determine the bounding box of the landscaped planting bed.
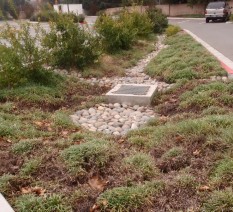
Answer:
[1,17,233,211]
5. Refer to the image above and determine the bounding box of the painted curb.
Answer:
[184,29,233,77]
[0,193,14,212]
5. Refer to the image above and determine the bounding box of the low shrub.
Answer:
[44,15,102,69]
[166,25,181,37]
[0,23,51,88]
[231,14,233,21]
[95,12,137,53]
[30,11,56,22]
[78,14,85,23]
[95,11,153,53]
[147,7,168,34]
[129,11,153,37]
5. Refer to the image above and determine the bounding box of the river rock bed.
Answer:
[71,103,155,136]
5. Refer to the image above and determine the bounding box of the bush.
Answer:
[0,23,50,88]
[166,25,181,37]
[44,15,102,69]
[30,11,57,22]
[30,2,57,22]
[147,7,168,34]
[78,14,85,23]
[129,11,153,37]
[95,12,137,53]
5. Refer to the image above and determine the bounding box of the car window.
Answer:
[207,2,225,9]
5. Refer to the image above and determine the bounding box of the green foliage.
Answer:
[12,139,39,155]
[179,82,233,110]
[165,25,181,37]
[20,158,42,176]
[52,111,75,128]
[97,181,164,211]
[0,0,18,19]
[162,147,184,159]
[128,114,233,149]
[30,2,57,22]
[14,194,72,212]
[95,12,137,53]
[44,15,102,69]
[61,140,114,173]
[129,11,153,37]
[146,34,226,83]
[0,174,14,194]
[202,189,233,212]
[0,23,51,88]
[95,11,153,53]
[176,173,197,188]
[0,82,64,106]
[147,7,168,34]
[211,157,233,186]
[125,153,156,177]
[78,14,85,23]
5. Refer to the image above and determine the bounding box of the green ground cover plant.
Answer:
[97,181,164,211]
[146,33,226,83]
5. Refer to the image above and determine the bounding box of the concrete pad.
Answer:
[0,193,14,212]
[106,84,158,106]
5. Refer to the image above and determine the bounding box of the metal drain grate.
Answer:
[113,85,150,95]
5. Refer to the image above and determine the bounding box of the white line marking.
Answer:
[226,21,233,24]
[199,22,206,24]
[184,29,233,76]
[177,20,190,24]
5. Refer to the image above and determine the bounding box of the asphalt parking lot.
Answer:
[169,18,233,61]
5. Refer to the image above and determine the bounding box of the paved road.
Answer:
[169,18,233,61]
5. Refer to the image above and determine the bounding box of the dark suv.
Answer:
[205,1,232,23]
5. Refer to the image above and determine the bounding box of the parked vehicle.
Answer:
[205,1,232,23]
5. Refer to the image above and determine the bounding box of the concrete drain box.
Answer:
[106,84,158,106]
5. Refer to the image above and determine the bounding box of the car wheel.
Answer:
[206,18,210,23]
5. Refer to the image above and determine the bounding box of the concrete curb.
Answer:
[184,29,233,77]
[0,193,14,212]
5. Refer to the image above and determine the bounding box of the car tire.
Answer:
[206,18,210,23]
